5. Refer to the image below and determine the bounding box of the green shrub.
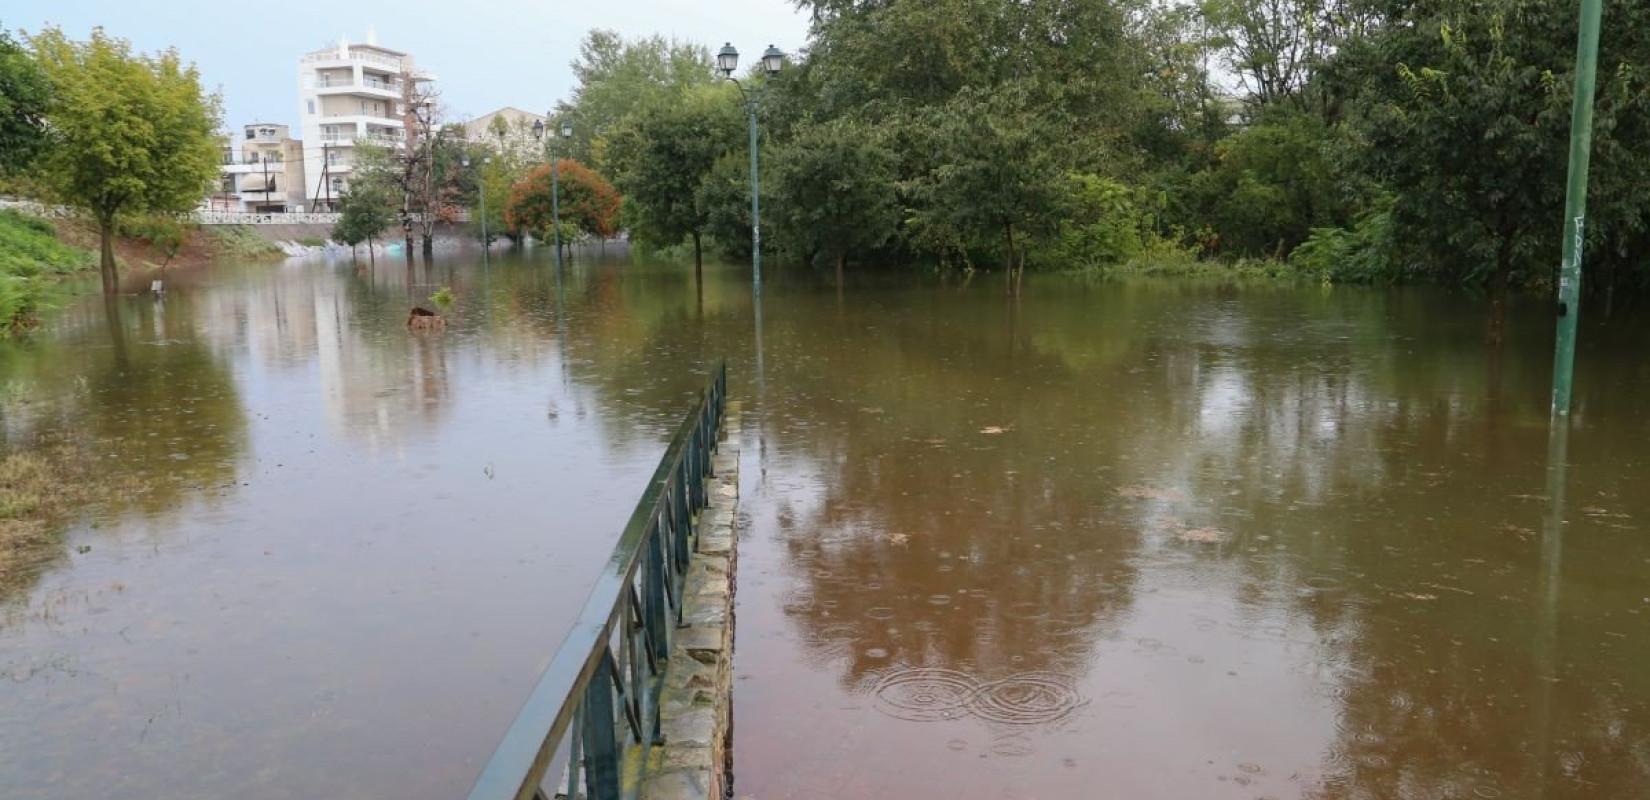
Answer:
[1049,175,1149,268]
[430,286,455,306]
[297,236,327,248]
[1290,196,1410,284]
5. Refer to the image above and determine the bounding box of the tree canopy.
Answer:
[28,27,221,292]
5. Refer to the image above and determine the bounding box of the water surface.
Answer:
[2,254,1647,799]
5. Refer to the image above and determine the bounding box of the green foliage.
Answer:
[0,210,91,331]
[0,27,51,175]
[1188,112,1343,257]
[768,117,899,269]
[1343,0,1569,289]
[608,84,744,266]
[902,86,1067,280]
[27,27,222,289]
[430,286,455,306]
[331,181,397,251]
[555,30,714,172]
[207,226,282,258]
[1289,196,1410,284]
[296,236,326,248]
[1050,175,1151,268]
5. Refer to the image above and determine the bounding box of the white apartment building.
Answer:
[214,123,307,212]
[296,30,431,210]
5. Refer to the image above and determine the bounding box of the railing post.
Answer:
[582,649,621,800]
[644,520,669,660]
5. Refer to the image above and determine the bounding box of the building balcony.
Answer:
[318,113,405,130]
[317,132,403,148]
[223,160,287,174]
[300,50,405,71]
[314,78,403,99]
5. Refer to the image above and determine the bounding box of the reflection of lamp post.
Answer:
[532,117,574,270]
[716,43,784,293]
[462,154,493,260]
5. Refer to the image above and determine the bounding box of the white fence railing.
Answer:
[2,198,469,227]
[194,211,343,225]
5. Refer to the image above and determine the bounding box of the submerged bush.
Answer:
[1290,197,1412,284]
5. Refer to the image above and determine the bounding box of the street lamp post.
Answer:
[462,154,493,261]
[717,43,785,293]
[533,117,575,270]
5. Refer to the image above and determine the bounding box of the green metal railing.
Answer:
[465,363,728,800]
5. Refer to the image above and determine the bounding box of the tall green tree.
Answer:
[768,116,899,280]
[332,182,396,262]
[29,27,221,294]
[1343,0,1576,341]
[555,30,713,172]
[0,27,51,177]
[903,87,1067,294]
[607,84,743,274]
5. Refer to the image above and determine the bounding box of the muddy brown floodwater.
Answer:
[1,252,1647,800]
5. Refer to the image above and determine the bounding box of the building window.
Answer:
[307,100,315,115]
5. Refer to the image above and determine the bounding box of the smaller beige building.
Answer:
[463,107,547,162]
[216,123,308,212]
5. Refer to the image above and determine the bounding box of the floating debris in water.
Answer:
[1115,486,1186,501]
[1178,527,1225,543]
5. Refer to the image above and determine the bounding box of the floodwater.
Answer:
[1,253,1647,800]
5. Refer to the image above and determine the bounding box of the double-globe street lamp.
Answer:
[461,153,493,260]
[716,43,784,292]
[532,117,574,270]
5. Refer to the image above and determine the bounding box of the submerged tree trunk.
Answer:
[422,234,434,257]
[98,213,119,295]
[835,249,846,287]
[102,290,127,370]
[1488,226,1513,347]
[1016,248,1026,297]
[1003,223,1018,296]
[692,231,703,280]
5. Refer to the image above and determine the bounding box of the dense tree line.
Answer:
[559,0,1650,312]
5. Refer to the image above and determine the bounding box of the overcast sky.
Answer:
[4,0,813,131]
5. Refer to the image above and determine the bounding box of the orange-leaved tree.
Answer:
[504,160,621,243]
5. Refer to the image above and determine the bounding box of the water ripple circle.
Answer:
[871,668,980,722]
[967,672,1086,726]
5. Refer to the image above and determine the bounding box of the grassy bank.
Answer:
[0,436,98,595]
[0,209,94,332]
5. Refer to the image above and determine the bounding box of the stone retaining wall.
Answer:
[641,401,741,800]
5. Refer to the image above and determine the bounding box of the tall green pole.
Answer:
[552,153,563,271]
[1550,0,1605,417]
[748,102,762,293]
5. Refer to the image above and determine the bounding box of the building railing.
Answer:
[0,199,470,226]
[190,210,471,225]
[317,76,404,92]
[466,364,729,800]
[301,50,404,70]
[194,211,342,225]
